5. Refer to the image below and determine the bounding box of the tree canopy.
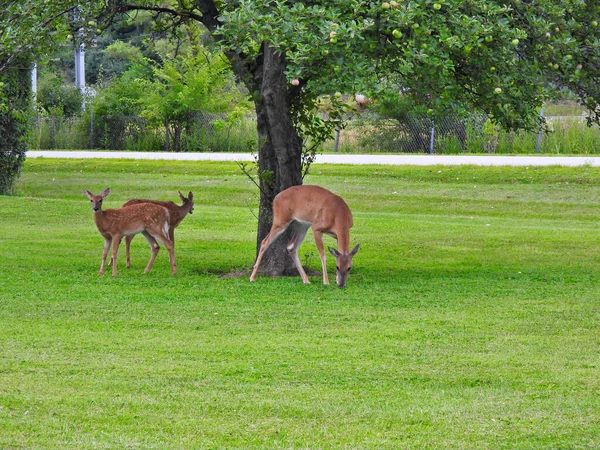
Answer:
[3,1,599,128]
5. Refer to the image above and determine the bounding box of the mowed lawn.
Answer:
[1,158,599,449]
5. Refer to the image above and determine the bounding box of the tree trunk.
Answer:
[164,119,170,152]
[173,124,182,153]
[252,42,304,277]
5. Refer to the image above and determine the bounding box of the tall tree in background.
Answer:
[2,0,599,274]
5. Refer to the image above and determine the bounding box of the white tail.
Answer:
[249,185,359,288]
[83,188,177,276]
[109,191,194,269]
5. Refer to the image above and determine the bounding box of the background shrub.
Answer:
[0,58,31,195]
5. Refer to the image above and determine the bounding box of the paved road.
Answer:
[26,151,600,167]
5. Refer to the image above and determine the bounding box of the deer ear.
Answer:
[83,189,93,199]
[328,247,340,257]
[101,188,110,198]
[179,191,185,201]
[350,244,360,257]
[188,191,193,201]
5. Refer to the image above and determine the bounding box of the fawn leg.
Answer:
[125,235,135,268]
[111,235,122,277]
[142,232,160,274]
[99,237,112,275]
[149,230,177,275]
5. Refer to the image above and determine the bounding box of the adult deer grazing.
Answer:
[83,188,177,277]
[250,185,360,288]
[110,191,194,269]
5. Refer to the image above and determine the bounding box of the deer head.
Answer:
[328,244,360,288]
[83,188,110,212]
[179,191,194,214]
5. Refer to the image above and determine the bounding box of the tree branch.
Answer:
[111,2,257,92]
[42,5,79,28]
[114,4,204,23]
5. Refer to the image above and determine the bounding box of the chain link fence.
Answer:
[332,112,488,154]
[327,112,600,155]
[27,111,257,153]
[27,110,600,155]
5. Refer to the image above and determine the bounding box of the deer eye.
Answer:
[336,266,340,271]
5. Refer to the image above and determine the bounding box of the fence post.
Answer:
[429,127,435,154]
[535,108,544,154]
[50,114,56,149]
[31,63,37,108]
[334,120,341,153]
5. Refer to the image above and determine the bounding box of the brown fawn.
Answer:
[249,185,359,288]
[83,188,177,276]
[108,191,194,269]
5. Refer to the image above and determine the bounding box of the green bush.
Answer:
[181,115,257,152]
[0,58,31,195]
[27,113,90,150]
[36,74,82,118]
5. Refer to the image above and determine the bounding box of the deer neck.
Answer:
[335,227,351,254]
[179,202,192,217]
[93,210,107,231]
[169,201,191,224]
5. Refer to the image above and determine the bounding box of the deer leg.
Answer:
[125,235,135,268]
[149,228,177,275]
[111,234,122,277]
[313,230,329,285]
[141,232,160,274]
[287,223,311,284]
[164,239,177,276]
[99,237,112,276]
[249,222,290,282]
[110,235,133,268]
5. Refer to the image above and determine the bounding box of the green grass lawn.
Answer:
[1,158,599,449]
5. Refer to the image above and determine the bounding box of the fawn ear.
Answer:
[350,244,360,257]
[83,189,93,199]
[188,191,193,201]
[179,191,185,201]
[101,188,110,198]
[328,246,340,258]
